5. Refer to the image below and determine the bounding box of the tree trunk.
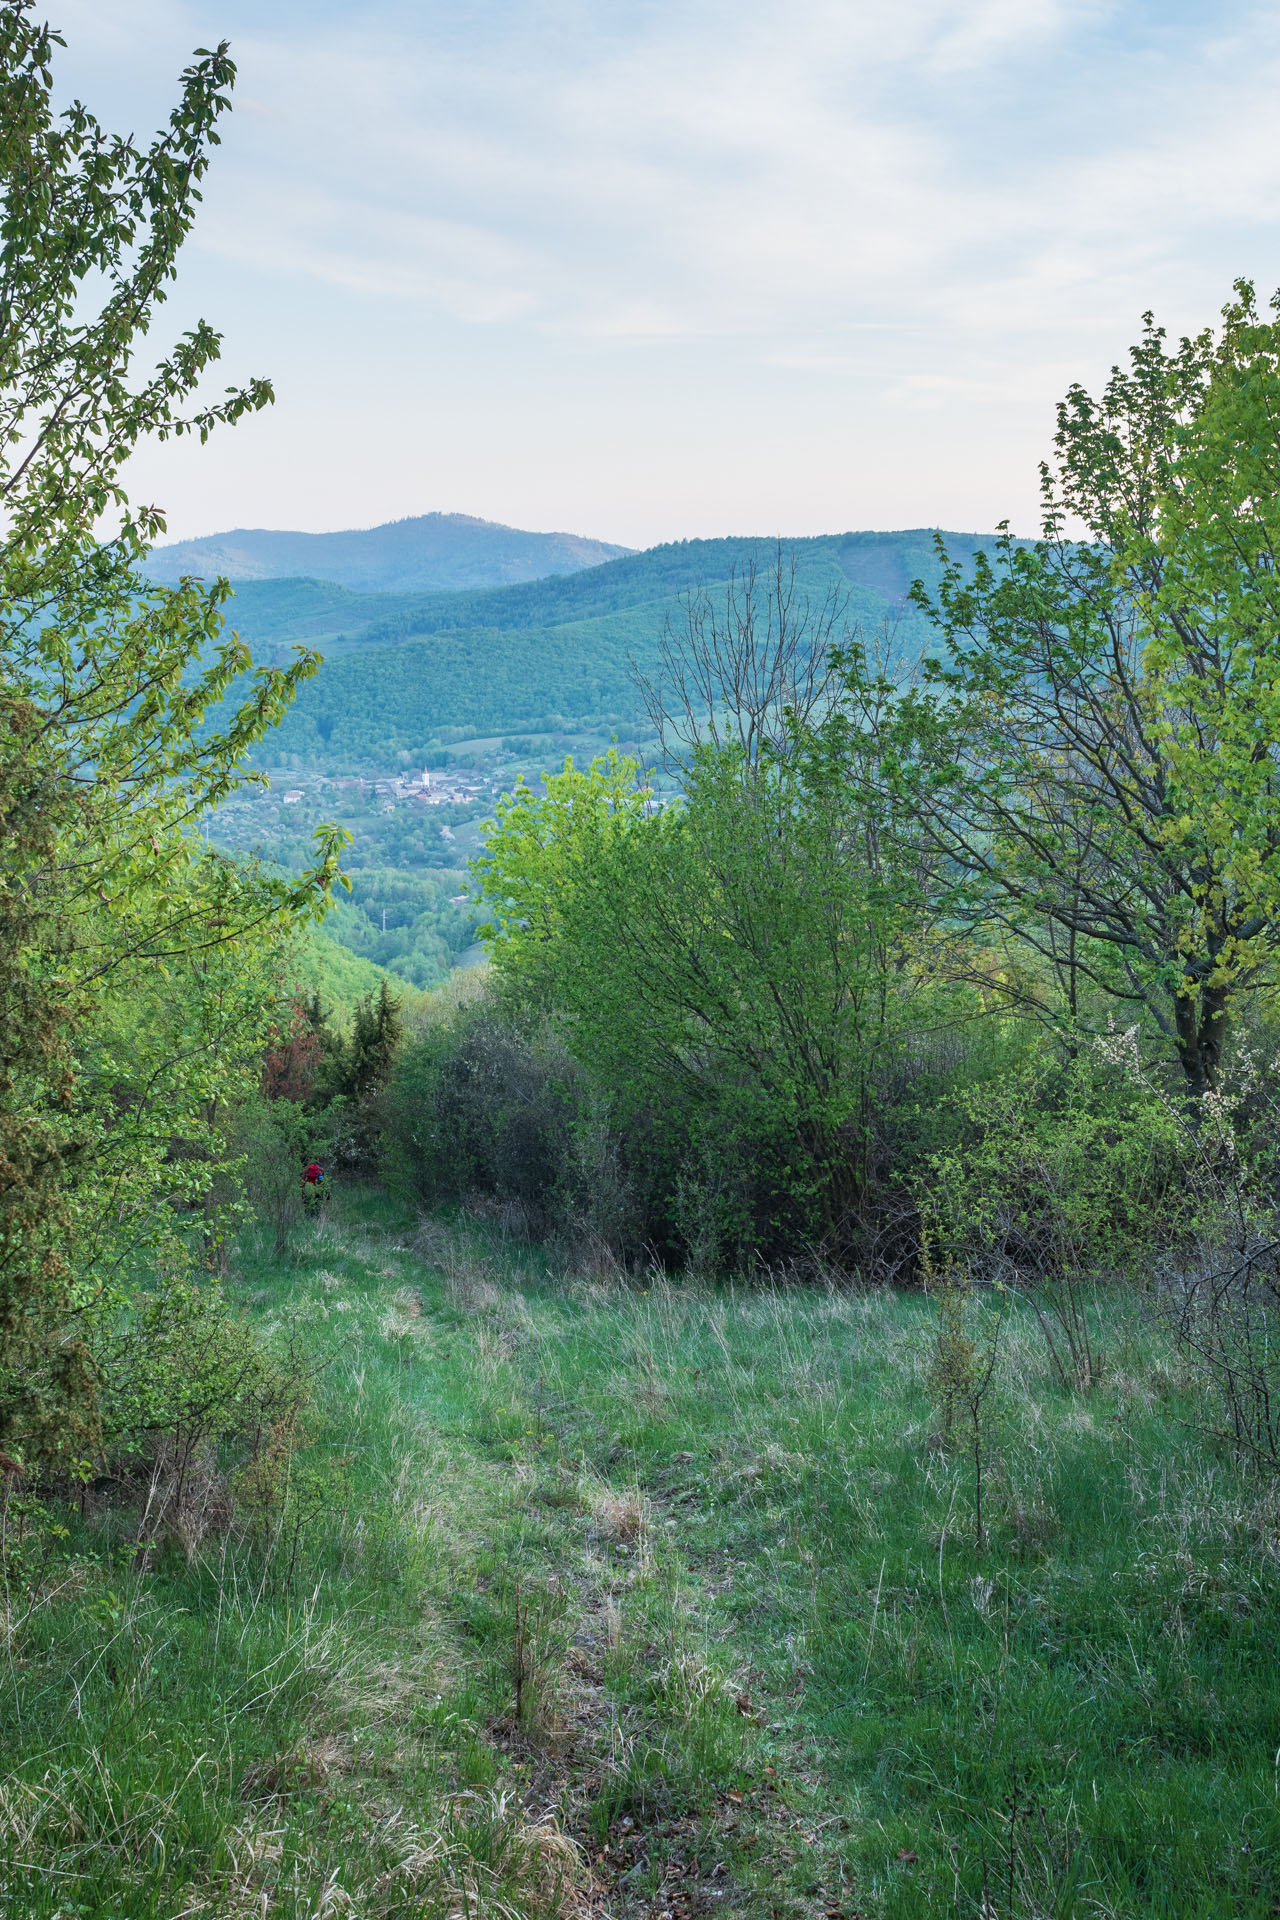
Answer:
[1174,983,1229,1101]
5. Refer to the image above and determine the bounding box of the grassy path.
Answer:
[3,1192,1280,1917]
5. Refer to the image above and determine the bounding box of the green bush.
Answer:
[921,1052,1191,1284]
[13,1277,319,1573]
[382,999,581,1236]
[918,1050,1191,1386]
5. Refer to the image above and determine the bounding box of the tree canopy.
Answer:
[0,4,343,1460]
[893,284,1280,1094]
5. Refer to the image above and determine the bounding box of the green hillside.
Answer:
[223,529,994,767]
[347,527,987,643]
[294,925,431,1020]
[270,619,656,766]
[219,577,408,652]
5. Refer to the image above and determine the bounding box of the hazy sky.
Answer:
[54,0,1280,548]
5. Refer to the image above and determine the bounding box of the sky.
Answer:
[51,0,1280,549]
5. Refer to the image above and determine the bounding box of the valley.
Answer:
[209,724,660,990]
[197,518,986,991]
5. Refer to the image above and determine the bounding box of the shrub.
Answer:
[383,1001,579,1229]
[92,1279,314,1563]
[918,1052,1189,1385]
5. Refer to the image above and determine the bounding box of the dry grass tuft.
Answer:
[729,1442,807,1492]
[412,1214,454,1268]
[583,1476,650,1546]
[240,1734,349,1802]
[456,1272,505,1316]
[378,1789,592,1919]
[559,1230,631,1286]
[381,1286,429,1344]
[650,1648,739,1725]
[133,1434,235,1562]
[439,1245,507,1317]
[1002,1491,1062,1557]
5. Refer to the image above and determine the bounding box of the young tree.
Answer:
[903,285,1280,1096]
[310,979,405,1172]
[0,7,344,1461]
[478,654,939,1264]
[638,545,847,770]
[475,748,651,984]
[346,980,405,1105]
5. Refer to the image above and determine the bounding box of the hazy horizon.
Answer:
[152,507,1003,552]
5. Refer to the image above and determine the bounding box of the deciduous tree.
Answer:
[0,6,343,1460]
[902,285,1280,1096]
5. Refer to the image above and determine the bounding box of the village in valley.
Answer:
[281,762,487,815]
[199,725,658,990]
[220,748,516,866]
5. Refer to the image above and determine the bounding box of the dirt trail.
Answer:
[367,1230,836,1919]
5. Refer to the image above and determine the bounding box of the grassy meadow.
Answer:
[3,1190,1277,1919]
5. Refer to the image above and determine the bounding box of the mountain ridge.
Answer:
[146,510,633,595]
[216,529,994,658]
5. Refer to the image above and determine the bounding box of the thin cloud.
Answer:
[44,0,1280,543]
[181,0,1280,348]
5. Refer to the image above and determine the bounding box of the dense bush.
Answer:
[383,999,576,1230]
[381,972,1022,1277]
[466,700,956,1268]
[920,1052,1191,1282]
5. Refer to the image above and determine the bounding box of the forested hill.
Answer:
[146,510,632,593]
[322,527,978,644]
[215,528,998,767]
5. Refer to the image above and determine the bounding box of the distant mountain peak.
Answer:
[145,512,633,596]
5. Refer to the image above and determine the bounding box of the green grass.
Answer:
[3,1193,1279,1916]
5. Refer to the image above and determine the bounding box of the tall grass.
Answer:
[4,1192,1279,1915]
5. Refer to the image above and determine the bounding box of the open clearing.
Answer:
[4,1191,1279,1918]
